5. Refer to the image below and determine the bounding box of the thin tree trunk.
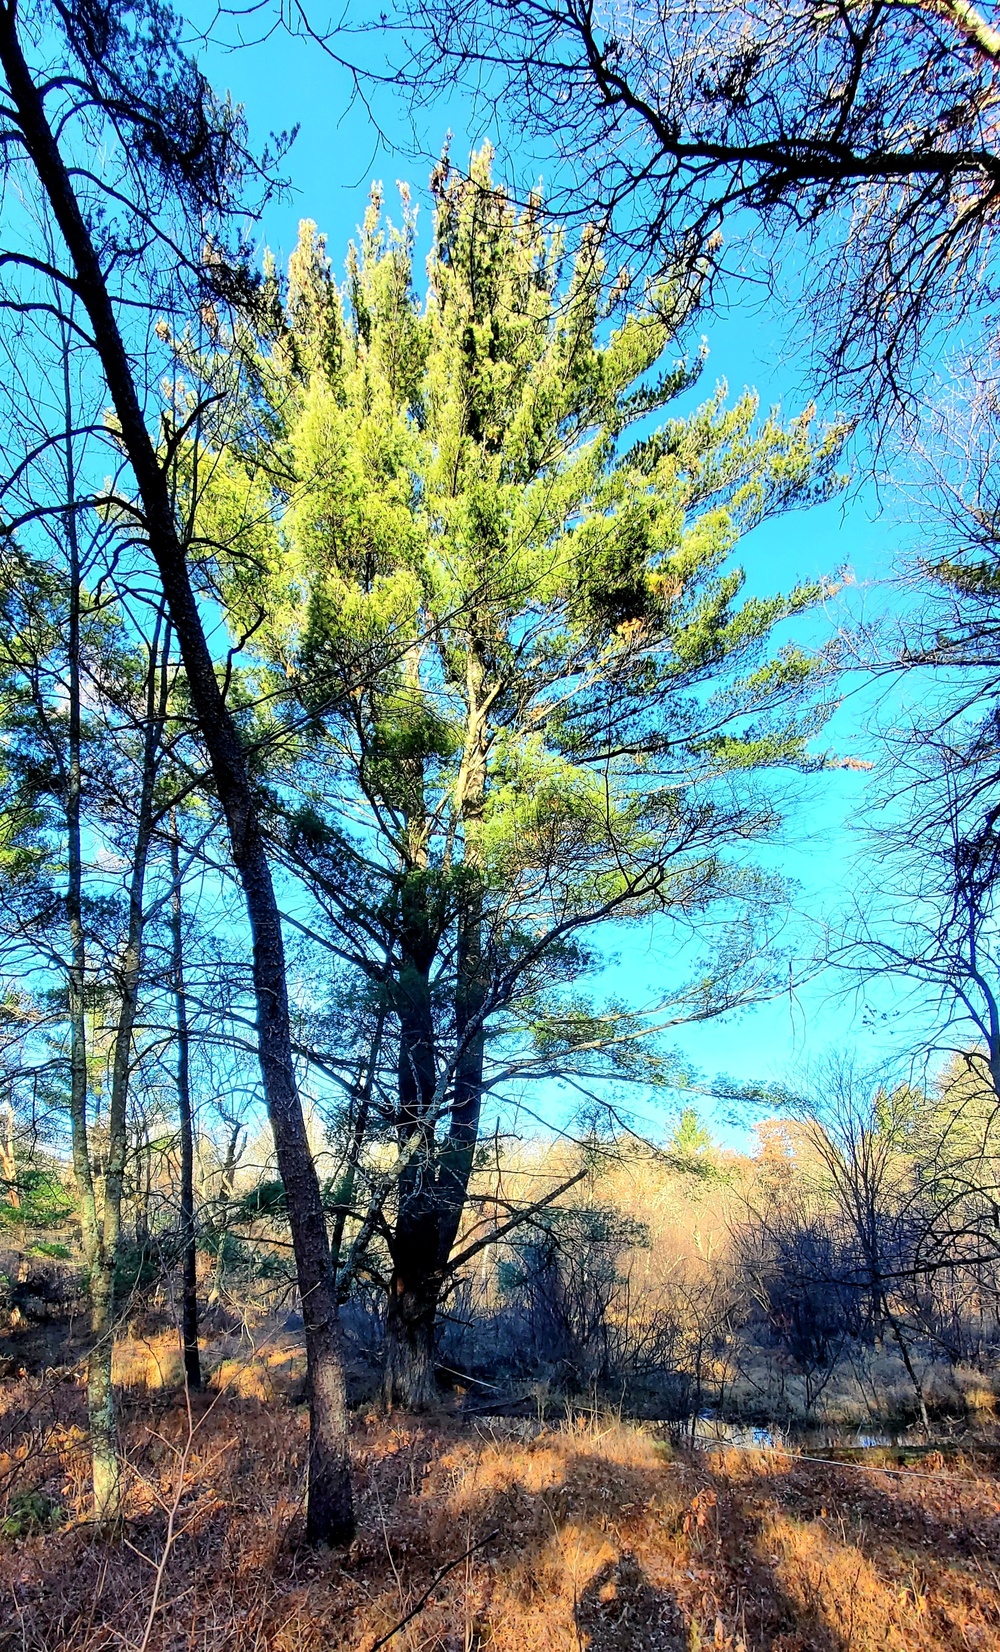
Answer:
[103,610,167,1260]
[171,822,201,1389]
[889,1314,931,1437]
[438,653,489,1261]
[209,1118,244,1306]
[87,1266,120,1519]
[0,13,353,1544]
[61,320,121,1524]
[330,1007,385,1272]
[89,609,169,1517]
[0,1103,18,1206]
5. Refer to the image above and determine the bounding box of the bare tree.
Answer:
[843,341,1000,1092]
[745,1055,1000,1426]
[396,0,1000,416]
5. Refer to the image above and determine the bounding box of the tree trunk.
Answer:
[384,941,442,1410]
[383,1276,440,1410]
[0,1103,18,1206]
[209,1119,244,1306]
[62,324,122,1526]
[104,610,167,1252]
[330,1008,385,1271]
[0,13,354,1544]
[87,611,167,1522]
[382,652,491,1409]
[435,883,486,1268]
[429,655,489,1348]
[381,901,487,1410]
[171,827,201,1390]
[87,1267,120,1521]
[889,1315,931,1437]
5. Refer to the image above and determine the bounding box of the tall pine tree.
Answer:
[192,149,844,1406]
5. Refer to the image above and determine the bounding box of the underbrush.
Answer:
[713,1347,1000,1433]
[2,1344,1000,1651]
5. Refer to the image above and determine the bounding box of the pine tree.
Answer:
[195,149,845,1405]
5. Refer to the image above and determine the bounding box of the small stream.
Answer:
[467,1399,993,1456]
[674,1413,937,1452]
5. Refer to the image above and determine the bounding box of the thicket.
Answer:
[5,1057,1000,1439]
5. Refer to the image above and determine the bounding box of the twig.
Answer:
[133,1384,196,1652]
[435,1364,503,1393]
[367,1528,500,1652]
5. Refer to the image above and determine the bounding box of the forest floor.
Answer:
[1,1328,1000,1651]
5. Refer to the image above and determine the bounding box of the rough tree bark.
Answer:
[384,922,441,1410]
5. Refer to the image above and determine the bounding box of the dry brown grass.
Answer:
[2,1335,1000,1652]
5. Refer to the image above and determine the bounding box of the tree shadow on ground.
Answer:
[10,1403,994,1652]
[401,1437,853,1652]
[574,1551,686,1651]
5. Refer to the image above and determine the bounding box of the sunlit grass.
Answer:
[1,1342,998,1651]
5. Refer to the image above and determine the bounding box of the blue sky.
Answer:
[187,7,939,1135]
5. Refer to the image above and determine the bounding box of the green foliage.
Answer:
[1,1491,64,1539]
[0,1166,74,1232]
[178,144,846,1152]
[111,1237,161,1298]
[195,149,842,828]
[228,1176,358,1225]
[665,1107,718,1177]
[199,1226,290,1283]
[928,556,1000,598]
[871,1083,925,1143]
[231,1179,289,1221]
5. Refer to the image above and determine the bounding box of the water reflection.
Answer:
[672,1413,930,1452]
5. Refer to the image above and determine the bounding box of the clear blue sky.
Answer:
[187,6,936,1136]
